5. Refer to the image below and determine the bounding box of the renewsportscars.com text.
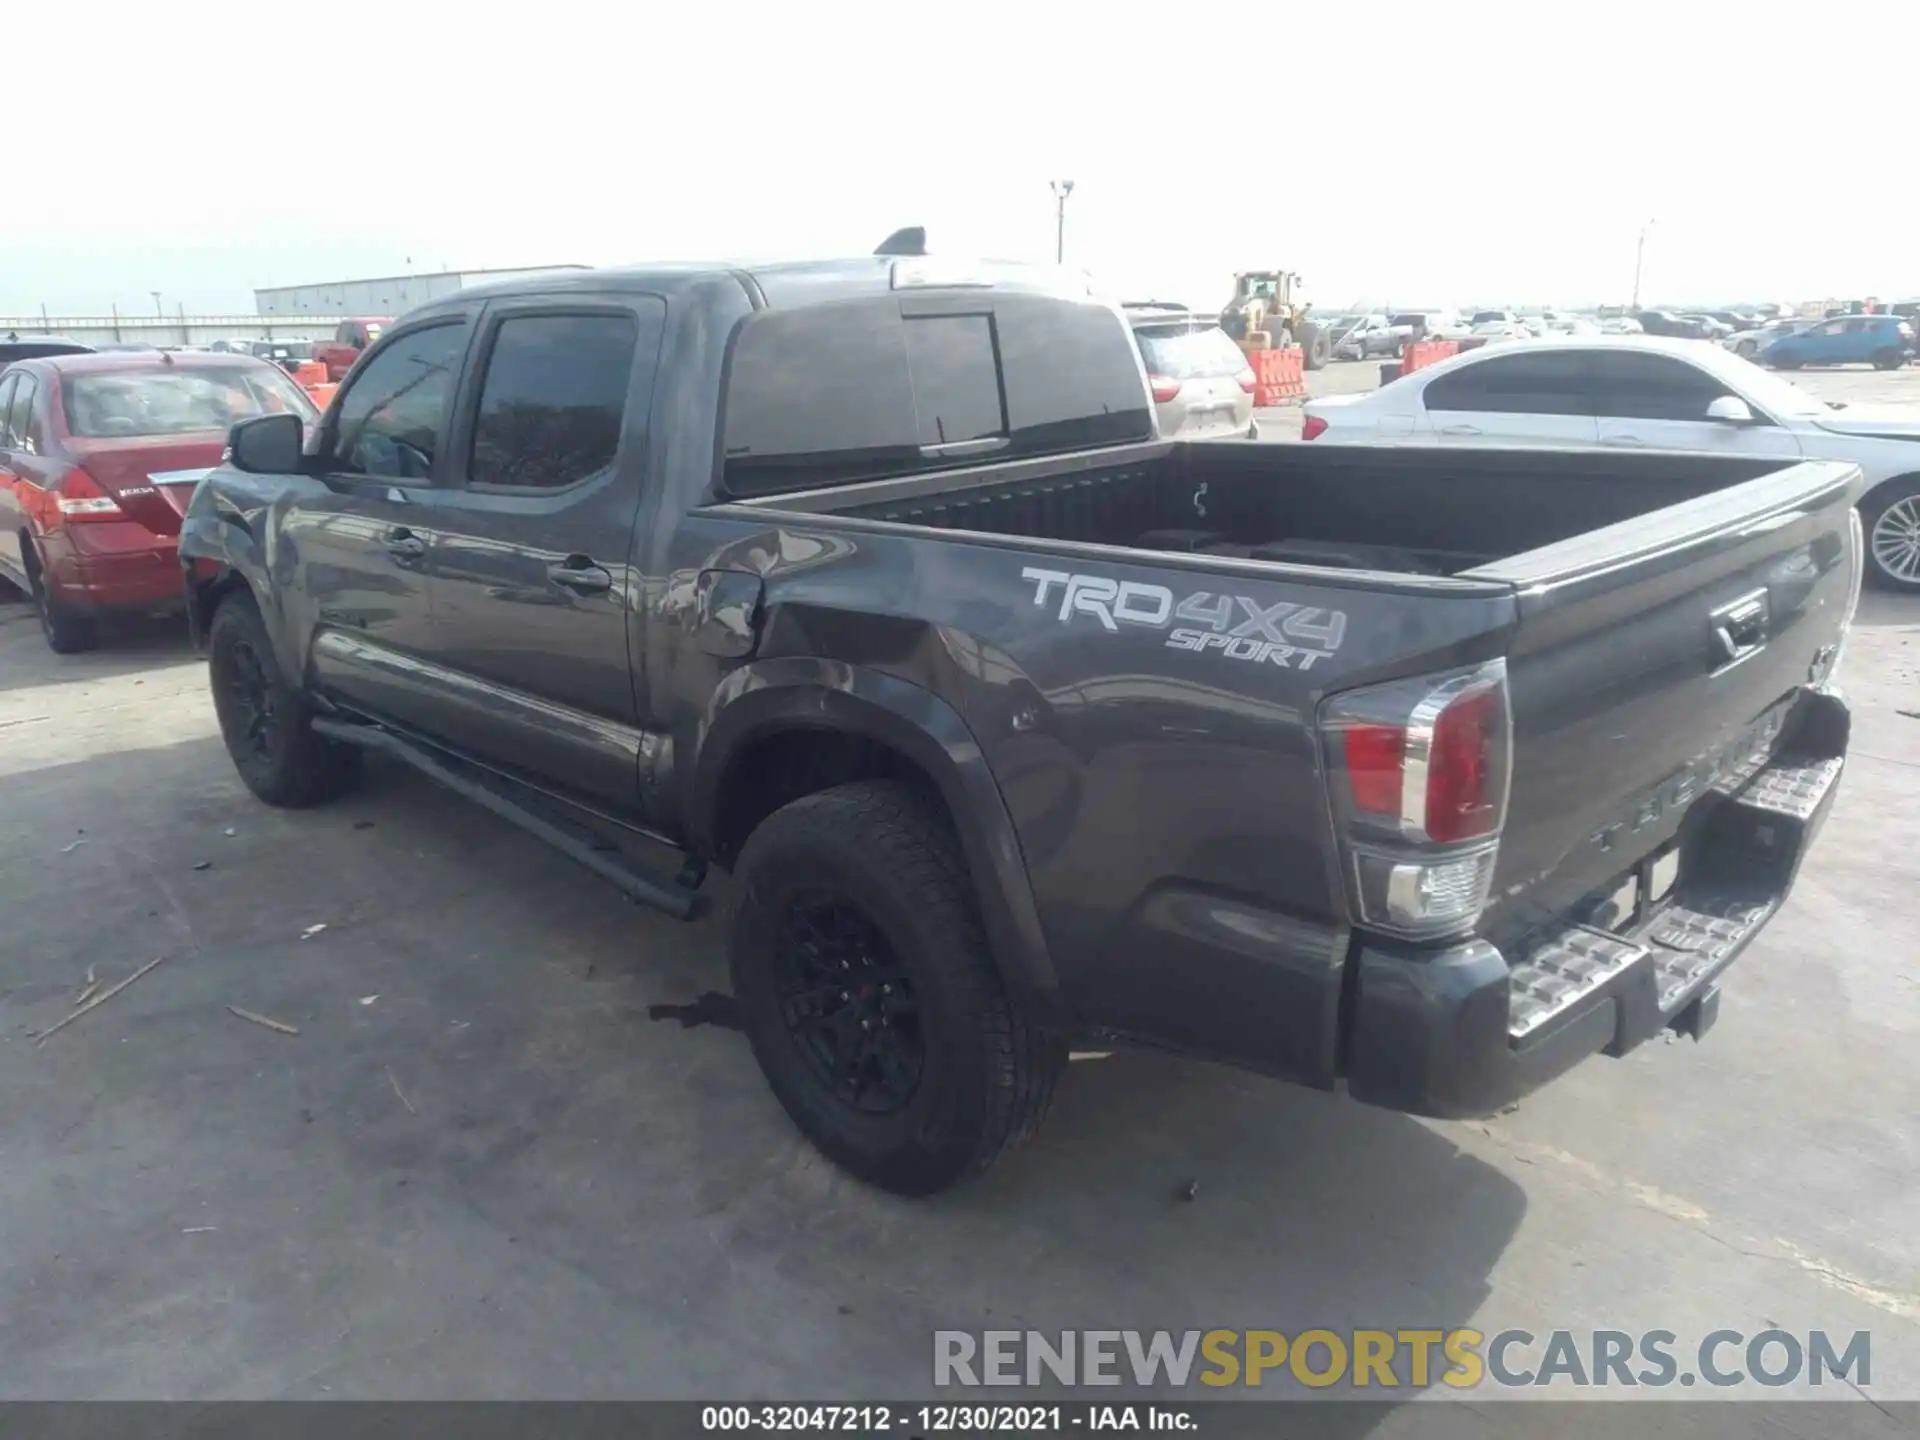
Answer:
[934,1328,1872,1392]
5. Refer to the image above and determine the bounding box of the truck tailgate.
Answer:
[1465,457,1860,950]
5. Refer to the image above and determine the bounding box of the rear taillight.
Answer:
[55,468,127,523]
[1301,414,1329,441]
[1236,367,1257,395]
[1148,375,1182,403]
[1319,659,1512,938]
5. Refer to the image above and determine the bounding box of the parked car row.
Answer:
[1301,334,1920,591]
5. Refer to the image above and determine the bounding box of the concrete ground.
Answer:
[1,373,1917,1429]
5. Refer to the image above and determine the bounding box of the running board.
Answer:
[311,716,705,920]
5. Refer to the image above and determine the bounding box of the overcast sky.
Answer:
[7,1,1912,319]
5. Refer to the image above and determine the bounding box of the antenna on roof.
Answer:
[874,226,927,257]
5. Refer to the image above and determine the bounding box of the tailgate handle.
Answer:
[1711,590,1770,668]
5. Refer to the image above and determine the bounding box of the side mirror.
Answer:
[228,412,304,473]
[1705,396,1756,425]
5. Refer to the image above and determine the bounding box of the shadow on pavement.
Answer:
[0,736,1523,1427]
[0,598,199,693]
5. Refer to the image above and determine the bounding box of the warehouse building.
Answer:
[253,264,592,318]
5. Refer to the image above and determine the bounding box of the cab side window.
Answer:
[329,322,469,482]
[7,375,38,453]
[468,312,647,490]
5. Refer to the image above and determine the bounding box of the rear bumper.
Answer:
[1344,691,1849,1118]
[43,527,184,614]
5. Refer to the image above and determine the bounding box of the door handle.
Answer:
[1439,424,1482,436]
[385,529,426,561]
[1602,435,1647,447]
[547,558,613,594]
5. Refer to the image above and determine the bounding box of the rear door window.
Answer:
[1422,351,1593,415]
[467,311,649,490]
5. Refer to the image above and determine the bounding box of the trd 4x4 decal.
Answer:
[1020,567,1346,670]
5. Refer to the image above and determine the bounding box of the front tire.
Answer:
[729,781,1066,1196]
[207,591,361,806]
[1864,481,1920,592]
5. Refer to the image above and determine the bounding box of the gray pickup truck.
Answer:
[178,252,1861,1195]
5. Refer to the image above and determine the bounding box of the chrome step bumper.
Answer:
[1505,753,1843,1044]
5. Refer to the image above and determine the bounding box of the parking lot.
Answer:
[1,360,1916,1426]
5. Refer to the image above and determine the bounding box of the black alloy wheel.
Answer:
[774,893,923,1114]
[219,636,280,764]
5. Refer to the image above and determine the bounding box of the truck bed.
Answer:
[737,439,1859,964]
[752,439,1789,578]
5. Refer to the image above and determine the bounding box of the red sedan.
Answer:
[0,352,319,652]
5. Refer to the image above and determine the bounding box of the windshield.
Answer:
[254,340,313,361]
[64,364,319,438]
[1470,311,1507,325]
[1137,326,1249,380]
[1704,349,1831,419]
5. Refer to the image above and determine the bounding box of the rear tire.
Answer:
[1863,480,1920,593]
[24,544,93,655]
[207,591,361,806]
[1872,348,1904,371]
[1302,325,1330,371]
[729,781,1066,1196]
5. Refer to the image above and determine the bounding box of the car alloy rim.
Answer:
[1871,498,1920,582]
[774,893,923,1113]
[221,638,280,761]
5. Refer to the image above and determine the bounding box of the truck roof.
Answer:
[433,255,1091,316]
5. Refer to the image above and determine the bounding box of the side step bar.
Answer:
[311,716,705,920]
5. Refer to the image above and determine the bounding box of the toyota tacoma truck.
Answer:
[177,251,1861,1196]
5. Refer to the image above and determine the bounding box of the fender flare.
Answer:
[689,658,1062,1017]
[178,508,294,676]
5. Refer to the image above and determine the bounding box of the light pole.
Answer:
[1630,219,1655,309]
[1050,180,1075,264]
[151,290,163,318]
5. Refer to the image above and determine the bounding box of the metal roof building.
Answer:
[253,265,592,318]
